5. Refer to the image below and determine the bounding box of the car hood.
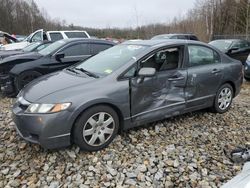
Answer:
[0,52,42,65]
[22,70,95,102]
[0,50,24,59]
[2,41,30,50]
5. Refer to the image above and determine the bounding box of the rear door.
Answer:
[130,45,188,124]
[49,43,92,71]
[185,45,223,111]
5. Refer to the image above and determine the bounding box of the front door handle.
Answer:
[168,76,185,81]
[211,69,221,74]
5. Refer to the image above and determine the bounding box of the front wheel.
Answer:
[212,83,234,113]
[73,105,119,151]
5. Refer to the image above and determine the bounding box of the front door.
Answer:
[50,43,91,72]
[130,45,188,125]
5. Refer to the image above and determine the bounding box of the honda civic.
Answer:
[12,40,243,151]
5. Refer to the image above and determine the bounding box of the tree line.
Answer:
[0,0,250,42]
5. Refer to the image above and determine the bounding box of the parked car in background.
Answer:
[0,38,115,95]
[1,29,90,51]
[0,41,52,60]
[209,39,250,63]
[0,31,18,45]
[151,33,199,41]
[15,35,27,42]
[244,55,250,81]
[12,40,243,151]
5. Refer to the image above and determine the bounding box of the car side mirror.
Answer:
[55,53,65,61]
[137,67,156,84]
[228,47,239,54]
[138,67,156,77]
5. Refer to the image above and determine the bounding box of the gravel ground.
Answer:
[0,82,250,188]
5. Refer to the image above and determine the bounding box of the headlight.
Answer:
[25,103,71,114]
[247,55,250,62]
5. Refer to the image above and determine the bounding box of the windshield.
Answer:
[38,40,66,56]
[23,42,41,52]
[75,44,148,76]
[209,40,233,52]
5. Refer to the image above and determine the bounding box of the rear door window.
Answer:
[188,45,220,67]
[49,33,64,41]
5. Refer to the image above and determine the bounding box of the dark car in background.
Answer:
[0,39,115,95]
[151,33,199,41]
[209,39,250,63]
[12,40,243,151]
[0,41,52,60]
[244,55,250,81]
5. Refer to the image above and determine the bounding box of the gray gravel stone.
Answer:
[0,82,250,187]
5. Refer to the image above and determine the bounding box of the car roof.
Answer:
[123,39,205,47]
[211,39,246,42]
[58,38,116,45]
[154,33,196,37]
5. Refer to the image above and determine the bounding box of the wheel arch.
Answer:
[221,81,236,97]
[70,102,125,138]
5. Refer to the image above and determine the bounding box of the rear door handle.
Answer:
[211,69,221,74]
[168,76,185,81]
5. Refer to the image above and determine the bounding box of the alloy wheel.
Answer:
[83,112,115,146]
[218,87,232,111]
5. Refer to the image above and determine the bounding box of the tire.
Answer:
[245,76,250,81]
[212,83,234,113]
[73,105,119,151]
[15,71,42,92]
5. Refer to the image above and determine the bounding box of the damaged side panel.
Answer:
[130,69,188,126]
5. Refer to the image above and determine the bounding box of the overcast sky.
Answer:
[35,0,196,28]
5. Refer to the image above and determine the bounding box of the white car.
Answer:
[1,29,90,50]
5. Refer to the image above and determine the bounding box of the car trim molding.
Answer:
[128,101,186,120]
[48,133,71,139]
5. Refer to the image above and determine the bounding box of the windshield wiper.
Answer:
[66,67,79,74]
[74,68,99,78]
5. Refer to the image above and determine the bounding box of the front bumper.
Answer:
[12,97,72,149]
[0,74,15,95]
[244,61,250,79]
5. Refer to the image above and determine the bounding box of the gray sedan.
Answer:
[12,40,243,151]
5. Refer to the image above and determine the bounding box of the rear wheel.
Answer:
[73,105,119,151]
[15,71,42,92]
[212,83,234,113]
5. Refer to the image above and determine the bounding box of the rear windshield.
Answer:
[65,32,88,38]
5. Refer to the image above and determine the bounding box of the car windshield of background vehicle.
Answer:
[23,42,40,52]
[151,35,171,40]
[76,44,148,76]
[209,40,232,52]
[38,40,66,56]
